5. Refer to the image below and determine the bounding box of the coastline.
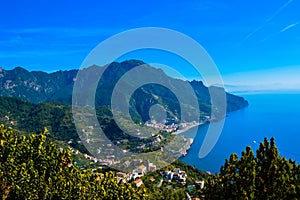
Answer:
[173,122,205,157]
[173,121,206,135]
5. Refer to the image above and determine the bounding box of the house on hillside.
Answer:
[138,164,147,174]
[115,172,128,183]
[148,162,157,172]
[134,179,143,188]
[163,168,187,183]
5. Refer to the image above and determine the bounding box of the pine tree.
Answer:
[202,137,300,200]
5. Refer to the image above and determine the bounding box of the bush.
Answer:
[0,125,148,199]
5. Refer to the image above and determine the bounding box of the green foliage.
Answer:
[0,96,173,155]
[148,187,186,200]
[202,137,300,200]
[0,125,148,199]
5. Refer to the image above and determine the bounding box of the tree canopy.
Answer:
[202,137,300,199]
[0,124,148,200]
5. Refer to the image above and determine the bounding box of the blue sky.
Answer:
[0,0,299,92]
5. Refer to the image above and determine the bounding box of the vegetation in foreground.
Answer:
[0,125,148,200]
[0,125,206,200]
[203,137,300,199]
[2,123,300,199]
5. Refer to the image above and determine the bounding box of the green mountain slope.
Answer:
[0,96,168,155]
[0,60,248,123]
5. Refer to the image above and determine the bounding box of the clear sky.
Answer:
[0,0,299,92]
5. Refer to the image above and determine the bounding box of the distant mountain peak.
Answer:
[12,66,29,73]
[190,80,205,86]
[120,59,146,66]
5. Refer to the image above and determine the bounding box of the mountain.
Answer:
[0,60,249,165]
[0,96,84,150]
[0,95,173,155]
[0,60,248,122]
[0,66,77,103]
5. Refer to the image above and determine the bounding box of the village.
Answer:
[75,149,206,195]
[115,161,205,191]
[69,115,208,196]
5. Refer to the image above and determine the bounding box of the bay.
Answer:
[179,93,300,173]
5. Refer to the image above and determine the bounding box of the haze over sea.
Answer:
[180,93,300,173]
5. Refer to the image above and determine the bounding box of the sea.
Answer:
[179,93,300,173]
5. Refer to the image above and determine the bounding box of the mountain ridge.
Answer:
[0,60,248,121]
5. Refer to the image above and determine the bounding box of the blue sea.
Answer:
[179,93,300,173]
